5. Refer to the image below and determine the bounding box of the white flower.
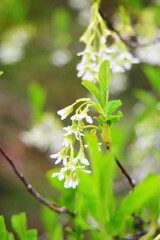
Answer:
[75,148,90,166]
[77,50,99,82]
[63,125,84,140]
[57,105,73,120]
[52,172,65,181]
[71,112,93,124]
[80,158,90,165]
[82,71,94,82]
[50,151,69,165]
[83,170,91,174]
[64,178,79,189]
[51,154,91,189]
[101,36,106,44]
[62,135,72,147]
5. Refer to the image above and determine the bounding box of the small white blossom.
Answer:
[83,170,91,174]
[80,158,90,165]
[52,172,65,181]
[62,135,72,147]
[57,105,73,120]
[52,161,89,189]
[77,50,99,82]
[64,178,79,189]
[51,147,91,189]
[101,36,106,44]
[71,112,93,124]
[50,151,69,165]
[63,125,84,140]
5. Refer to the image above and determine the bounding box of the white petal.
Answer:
[63,157,68,165]
[55,158,62,164]
[50,153,58,159]
[72,157,78,163]
[81,158,90,165]
[63,126,71,131]
[52,172,59,177]
[101,36,106,44]
[58,174,64,181]
[68,180,73,188]
[84,170,91,174]
[86,115,93,124]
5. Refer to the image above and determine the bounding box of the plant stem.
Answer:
[0,145,75,216]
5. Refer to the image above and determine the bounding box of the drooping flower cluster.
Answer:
[50,98,93,189]
[77,1,139,82]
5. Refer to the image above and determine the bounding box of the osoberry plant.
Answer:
[0,0,160,239]
[51,60,122,189]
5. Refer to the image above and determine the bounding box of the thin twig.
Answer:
[0,145,75,216]
[99,8,160,48]
[107,145,136,189]
[114,156,136,189]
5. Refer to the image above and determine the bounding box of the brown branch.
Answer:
[115,156,136,189]
[0,145,75,216]
[99,8,160,48]
[107,144,136,189]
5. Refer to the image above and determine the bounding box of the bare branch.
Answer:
[115,156,136,189]
[0,145,75,216]
[99,8,160,48]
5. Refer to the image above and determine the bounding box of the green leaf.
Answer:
[28,83,46,123]
[82,132,116,226]
[51,224,63,240]
[0,215,7,240]
[98,60,111,114]
[41,206,59,239]
[144,66,160,94]
[81,81,101,105]
[107,100,122,116]
[115,174,160,235]
[134,89,156,107]
[25,230,37,240]
[107,111,123,126]
[11,213,27,240]
[6,233,15,240]
[0,71,4,76]
[92,103,104,115]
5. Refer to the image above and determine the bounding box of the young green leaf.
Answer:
[107,100,122,116]
[98,60,111,114]
[0,71,4,76]
[107,111,123,126]
[81,81,101,105]
[28,83,46,123]
[115,174,160,235]
[25,230,37,240]
[134,89,156,107]
[144,66,160,94]
[92,103,104,115]
[0,215,7,240]
[11,213,27,240]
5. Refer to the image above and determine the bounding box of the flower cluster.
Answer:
[50,98,93,189]
[77,2,139,82]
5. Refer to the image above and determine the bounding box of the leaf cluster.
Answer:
[82,60,122,128]
[0,213,37,240]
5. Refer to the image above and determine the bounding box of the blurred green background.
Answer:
[0,0,160,235]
